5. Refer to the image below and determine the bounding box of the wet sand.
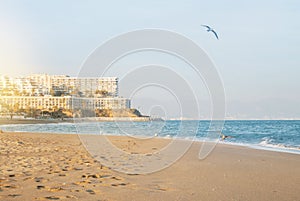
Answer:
[0,132,299,201]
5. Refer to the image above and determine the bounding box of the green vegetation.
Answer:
[0,101,70,120]
[95,108,144,118]
[95,89,109,97]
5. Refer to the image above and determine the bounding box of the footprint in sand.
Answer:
[150,184,168,191]
[111,176,122,181]
[37,185,45,190]
[44,196,61,200]
[61,167,69,172]
[34,177,44,182]
[86,189,96,194]
[7,194,22,198]
[111,183,127,187]
[47,186,64,192]
[3,184,18,189]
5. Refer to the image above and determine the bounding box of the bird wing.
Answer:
[201,24,211,29]
[211,29,219,40]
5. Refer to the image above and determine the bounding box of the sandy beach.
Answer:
[0,132,299,201]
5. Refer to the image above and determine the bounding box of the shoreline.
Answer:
[1,128,300,156]
[0,116,160,125]
[0,132,299,200]
[1,118,299,127]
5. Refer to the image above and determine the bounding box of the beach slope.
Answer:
[0,132,299,201]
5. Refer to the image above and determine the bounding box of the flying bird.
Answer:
[201,25,219,40]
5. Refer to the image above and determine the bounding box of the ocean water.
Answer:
[1,120,300,154]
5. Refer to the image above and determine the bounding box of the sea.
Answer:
[1,120,300,154]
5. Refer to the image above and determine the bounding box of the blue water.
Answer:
[1,120,300,154]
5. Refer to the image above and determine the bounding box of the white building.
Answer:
[0,96,73,111]
[0,75,16,95]
[51,76,118,97]
[26,74,52,95]
[0,96,130,111]
[72,97,130,110]
[14,77,34,95]
[0,74,119,97]
[0,74,128,114]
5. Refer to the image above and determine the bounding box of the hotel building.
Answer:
[0,74,129,113]
[51,76,118,97]
[0,74,118,97]
[0,96,130,111]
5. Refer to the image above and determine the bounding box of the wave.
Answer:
[258,138,300,151]
[215,138,300,155]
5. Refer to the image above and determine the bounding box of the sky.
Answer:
[0,0,299,119]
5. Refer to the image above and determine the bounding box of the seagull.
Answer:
[201,25,219,40]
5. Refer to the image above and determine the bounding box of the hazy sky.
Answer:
[0,0,299,119]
